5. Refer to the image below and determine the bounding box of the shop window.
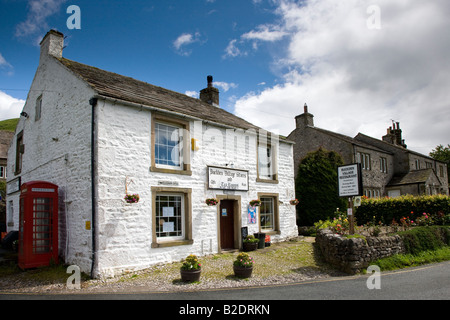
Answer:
[258,193,280,234]
[151,187,193,248]
[155,194,184,240]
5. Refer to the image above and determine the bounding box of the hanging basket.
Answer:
[205,198,219,206]
[124,194,140,204]
[249,199,261,207]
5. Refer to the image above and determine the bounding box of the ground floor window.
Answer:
[155,194,184,239]
[258,193,280,234]
[151,187,193,248]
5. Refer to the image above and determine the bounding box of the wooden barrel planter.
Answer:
[243,241,258,252]
[180,268,201,282]
[233,266,253,278]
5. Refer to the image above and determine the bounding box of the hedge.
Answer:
[398,226,450,255]
[355,195,450,225]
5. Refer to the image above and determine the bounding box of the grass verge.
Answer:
[371,246,450,271]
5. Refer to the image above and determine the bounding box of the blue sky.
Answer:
[1,0,450,155]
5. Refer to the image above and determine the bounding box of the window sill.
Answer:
[260,230,280,236]
[151,239,194,248]
[150,166,192,176]
[256,178,279,184]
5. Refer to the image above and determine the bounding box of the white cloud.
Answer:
[223,39,246,58]
[0,53,14,76]
[242,24,288,42]
[234,0,450,155]
[15,0,68,38]
[214,81,238,92]
[0,91,25,120]
[185,90,198,98]
[0,53,12,69]
[173,32,203,56]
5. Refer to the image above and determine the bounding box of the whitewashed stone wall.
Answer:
[7,53,96,273]
[95,99,298,277]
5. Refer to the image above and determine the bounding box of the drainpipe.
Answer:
[89,97,98,278]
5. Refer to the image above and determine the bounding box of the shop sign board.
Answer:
[207,166,249,191]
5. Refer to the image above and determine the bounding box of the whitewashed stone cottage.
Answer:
[6,30,297,278]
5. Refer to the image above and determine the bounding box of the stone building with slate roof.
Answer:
[288,105,449,198]
[6,30,298,278]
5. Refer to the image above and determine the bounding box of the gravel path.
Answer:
[0,237,345,295]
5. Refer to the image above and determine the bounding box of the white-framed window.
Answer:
[260,197,275,231]
[415,159,420,170]
[0,166,5,178]
[151,115,191,176]
[380,157,388,173]
[151,187,193,248]
[258,144,272,179]
[154,122,183,169]
[357,152,371,170]
[155,193,185,240]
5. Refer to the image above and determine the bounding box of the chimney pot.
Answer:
[304,103,308,114]
[207,75,213,88]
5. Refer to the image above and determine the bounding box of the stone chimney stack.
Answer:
[295,103,314,129]
[40,29,64,62]
[200,75,219,107]
[382,122,407,148]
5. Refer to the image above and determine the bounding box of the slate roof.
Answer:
[387,169,437,186]
[306,126,392,154]
[57,57,271,135]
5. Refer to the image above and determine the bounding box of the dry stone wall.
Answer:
[316,229,405,274]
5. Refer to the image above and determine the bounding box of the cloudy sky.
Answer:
[1,0,449,155]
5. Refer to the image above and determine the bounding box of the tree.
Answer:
[430,144,450,184]
[295,147,348,226]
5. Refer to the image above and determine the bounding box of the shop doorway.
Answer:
[217,196,241,252]
[220,200,235,250]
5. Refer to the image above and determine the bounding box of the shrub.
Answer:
[398,226,450,255]
[295,148,348,225]
[355,195,450,226]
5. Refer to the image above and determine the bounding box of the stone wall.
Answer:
[316,229,405,274]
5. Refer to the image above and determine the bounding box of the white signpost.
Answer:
[338,164,363,234]
[338,164,363,197]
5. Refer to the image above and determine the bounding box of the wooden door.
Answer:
[220,200,235,249]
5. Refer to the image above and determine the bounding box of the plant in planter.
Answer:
[205,198,219,206]
[124,193,140,204]
[242,235,259,252]
[289,199,299,205]
[180,254,202,282]
[233,252,254,278]
[249,199,261,207]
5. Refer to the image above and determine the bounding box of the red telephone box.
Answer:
[18,181,59,269]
